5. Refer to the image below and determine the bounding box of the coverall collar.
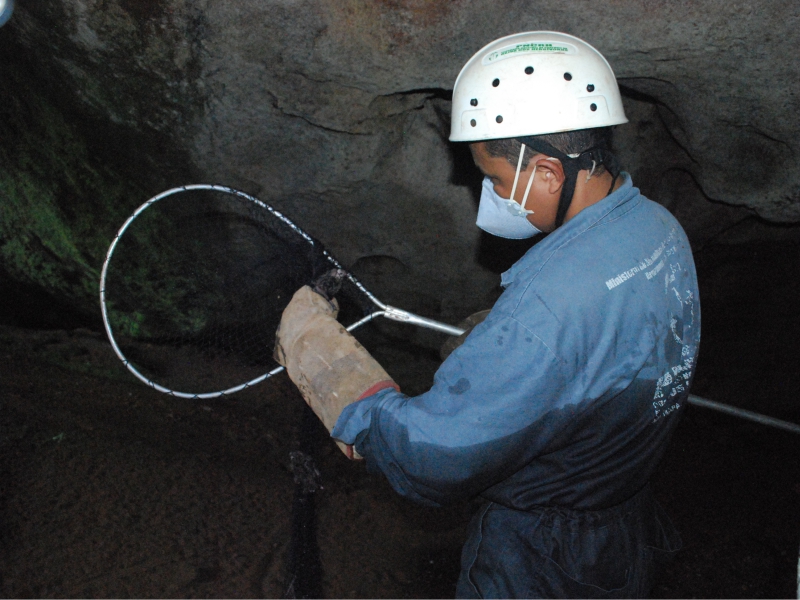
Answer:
[502,172,636,288]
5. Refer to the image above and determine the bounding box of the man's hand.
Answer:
[275,285,398,459]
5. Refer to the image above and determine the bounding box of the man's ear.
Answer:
[534,157,565,195]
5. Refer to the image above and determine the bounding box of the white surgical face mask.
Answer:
[475,144,541,239]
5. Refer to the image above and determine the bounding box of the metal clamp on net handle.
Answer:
[379,305,466,337]
[310,269,465,336]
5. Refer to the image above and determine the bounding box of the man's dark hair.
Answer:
[484,127,614,171]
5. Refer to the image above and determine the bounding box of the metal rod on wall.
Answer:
[688,394,800,435]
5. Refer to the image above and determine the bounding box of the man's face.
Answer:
[469,142,560,232]
[469,142,533,202]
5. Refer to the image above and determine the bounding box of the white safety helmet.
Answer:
[450,31,627,142]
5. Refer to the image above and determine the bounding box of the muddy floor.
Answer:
[1,240,799,598]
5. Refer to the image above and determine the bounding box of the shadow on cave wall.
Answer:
[0,22,201,329]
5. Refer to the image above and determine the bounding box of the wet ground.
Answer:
[1,240,799,598]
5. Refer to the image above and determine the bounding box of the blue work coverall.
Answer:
[333,174,700,598]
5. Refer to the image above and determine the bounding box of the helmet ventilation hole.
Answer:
[495,115,503,123]
[587,84,595,92]
[524,66,534,75]
[590,103,597,112]
[564,72,572,81]
[470,98,478,106]
[492,78,500,87]
[470,119,477,127]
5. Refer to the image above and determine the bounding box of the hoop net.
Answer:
[99,185,373,399]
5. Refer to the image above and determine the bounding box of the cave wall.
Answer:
[2,0,799,330]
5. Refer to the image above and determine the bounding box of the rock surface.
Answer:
[2,0,799,325]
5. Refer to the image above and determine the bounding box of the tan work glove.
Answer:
[274,285,398,459]
[439,309,492,361]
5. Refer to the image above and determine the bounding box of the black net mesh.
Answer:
[102,187,370,397]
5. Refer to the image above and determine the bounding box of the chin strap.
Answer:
[517,136,620,229]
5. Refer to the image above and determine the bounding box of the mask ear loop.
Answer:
[520,165,537,213]
[586,160,596,183]
[509,143,526,202]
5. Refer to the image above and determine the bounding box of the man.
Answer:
[275,31,700,598]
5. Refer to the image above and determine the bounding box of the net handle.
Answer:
[99,184,464,399]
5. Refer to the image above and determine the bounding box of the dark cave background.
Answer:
[1,0,799,598]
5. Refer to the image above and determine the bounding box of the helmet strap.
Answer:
[555,159,583,228]
[517,136,620,229]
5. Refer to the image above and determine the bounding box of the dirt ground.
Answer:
[1,241,799,598]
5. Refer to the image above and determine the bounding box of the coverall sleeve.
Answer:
[331,308,571,507]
